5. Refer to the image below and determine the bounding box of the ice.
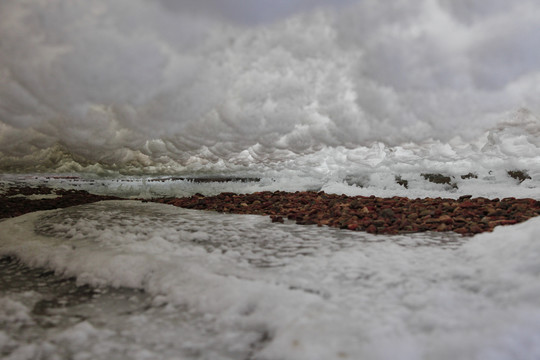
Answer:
[1,200,540,359]
[2,164,539,201]
[0,297,34,329]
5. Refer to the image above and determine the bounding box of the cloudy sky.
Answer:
[1,0,539,171]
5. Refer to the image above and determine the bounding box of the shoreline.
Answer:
[154,191,540,236]
[0,186,121,219]
[1,185,539,236]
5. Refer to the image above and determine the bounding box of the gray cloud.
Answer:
[156,0,358,25]
[0,0,539,173]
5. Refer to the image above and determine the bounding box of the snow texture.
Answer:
[1,201,540,359]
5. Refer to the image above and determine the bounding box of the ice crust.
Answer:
[1,200,540,359]
[2,167,539,201]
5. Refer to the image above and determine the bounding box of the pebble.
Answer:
[158,191,540,236]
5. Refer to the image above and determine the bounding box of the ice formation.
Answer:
[1,201,540,359]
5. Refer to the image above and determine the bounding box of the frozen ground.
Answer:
[1,200,540,359]
[1,169,539,201]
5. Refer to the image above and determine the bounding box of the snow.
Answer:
[1,200,540,359]
[0,297,34,329]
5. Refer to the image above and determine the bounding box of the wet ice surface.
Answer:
[32,202,465,268]
[1,201,540,360]
[0,256,252,360]
[0,257,158,359]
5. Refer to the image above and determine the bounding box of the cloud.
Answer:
[156,0,358,25]
[0,0,539,172]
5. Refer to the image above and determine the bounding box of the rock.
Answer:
[147,190,540,237]
[458,201,476,208]
[347,222,359,230]
[366,224,377,234]
[437,215,453,224]
[437,223,447,231]
[380,208,395,218]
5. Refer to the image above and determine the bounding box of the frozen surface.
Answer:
[1,200,540,359]
[1,171,539,201]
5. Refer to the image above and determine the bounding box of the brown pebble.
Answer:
[150,191,540,237]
